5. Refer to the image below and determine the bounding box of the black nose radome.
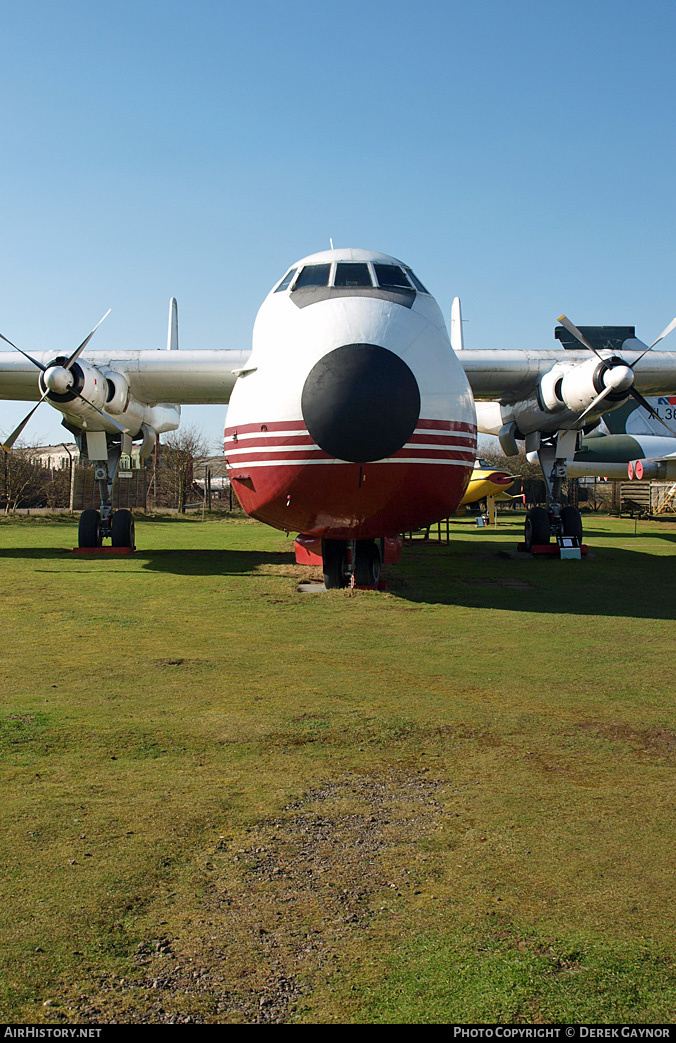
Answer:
[301,343,421,462]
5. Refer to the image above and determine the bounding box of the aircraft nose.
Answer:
[301,343,420,462]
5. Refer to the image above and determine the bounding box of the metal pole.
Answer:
[62,443,74,512]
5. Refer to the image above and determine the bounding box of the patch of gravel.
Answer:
[70,769,445,1024]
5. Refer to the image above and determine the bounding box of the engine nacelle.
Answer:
[42,356,108,413]
[101,368,130,414]
[540,358,605,414]
[41,357,180,442]
[539,356,634,416]
[560,357,608,412]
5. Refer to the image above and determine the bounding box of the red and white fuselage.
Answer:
[224,248,476,539]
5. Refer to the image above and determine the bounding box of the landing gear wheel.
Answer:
[111,509,135,549]
[354,540,381,586]
[524,506,550,551]
[560,505,583,541]
[78,509,102,548]
[322,539,347,589]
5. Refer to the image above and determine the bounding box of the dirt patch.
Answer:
[68,769,447,1024]
[577,721,676,760]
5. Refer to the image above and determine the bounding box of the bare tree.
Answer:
[153,425,210,512]
[43,466,71,509]
[1,446,48,512]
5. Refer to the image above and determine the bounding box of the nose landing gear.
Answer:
[321,538,382,589]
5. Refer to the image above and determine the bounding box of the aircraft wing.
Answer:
[0,349,252,405]
[458,349,676,403]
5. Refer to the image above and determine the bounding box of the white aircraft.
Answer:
[1,247,676,582]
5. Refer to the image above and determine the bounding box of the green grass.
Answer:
[1,511,675,1023]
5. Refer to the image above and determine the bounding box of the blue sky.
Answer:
[2,0,675,447]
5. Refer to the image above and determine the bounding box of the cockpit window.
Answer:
[334,262,373,287]
[404,268,429,294]
[294,264,331,288]
[274,268,297,292]
[374,264,413,290]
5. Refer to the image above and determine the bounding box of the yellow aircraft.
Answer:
[460,459,517,506]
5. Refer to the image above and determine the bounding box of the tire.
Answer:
[322,539,347,589]
[111,509,135,548]
[79,509,101,548]
[354,540,381,586]
[524,506,550,550]
[560,505,583,541]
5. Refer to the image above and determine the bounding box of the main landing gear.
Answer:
[523,503,583,551]
[76,434,138,550]
[523,431,583,552]
[322,538,382,589]
[78,507,135,549]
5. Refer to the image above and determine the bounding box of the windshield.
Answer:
[274,268,297,292]
[373,264,413,290]
[294,264,331,288]
[334,262,373,287]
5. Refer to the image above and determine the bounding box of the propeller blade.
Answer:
[1,389,51,451]
[74,390,129,435]
[631,316,676,369]
[628,387,676,437]
[577,383,615,424]
[65,309,111,370]
[0,332,46,372]
[557,315,606,362]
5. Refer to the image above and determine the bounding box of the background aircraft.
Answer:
[2,252,676,578]
[459,461,516,507]
[538,396,676,481]
[460,305,676,547]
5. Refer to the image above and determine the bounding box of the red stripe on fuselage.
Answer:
[224,419,307,437]
[230,459,473,539]
[224,418,477,439]
[223,418,477,537]
[226,449,475,465]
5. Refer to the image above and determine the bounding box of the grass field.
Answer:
[1,511,675,1024]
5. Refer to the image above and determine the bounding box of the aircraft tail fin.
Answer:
[167,297,178,350]
[601,396,675,437]
[450,296,464,352]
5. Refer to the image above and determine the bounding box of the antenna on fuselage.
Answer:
[329,237,334,250]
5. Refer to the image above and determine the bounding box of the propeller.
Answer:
[1,310,129,452]
[557,313,676,437]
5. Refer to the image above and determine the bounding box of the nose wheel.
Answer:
[321,538,382,588]
[322,539,348,589]
[354,540,381,586]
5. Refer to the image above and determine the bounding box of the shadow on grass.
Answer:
[140,549,292,575]
[390,537,676,618]
[0,547,291,575]
[1,539,674,618]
